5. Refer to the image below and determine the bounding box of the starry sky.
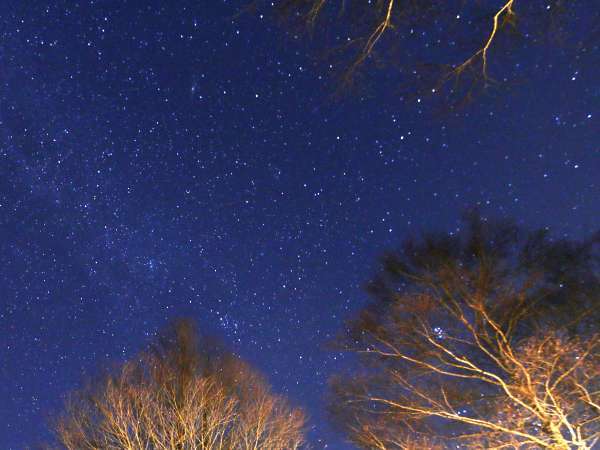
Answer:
[0,1,598,448]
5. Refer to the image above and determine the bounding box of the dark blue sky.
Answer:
[0,1,597,448]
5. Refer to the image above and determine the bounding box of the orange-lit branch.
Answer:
[346,0,395,79]
[307,0,327,26]
[454,0,516,79]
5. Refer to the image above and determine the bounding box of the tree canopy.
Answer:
[330,214,599,449]
[51,320,306,450]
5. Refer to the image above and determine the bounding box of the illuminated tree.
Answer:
[271,0,593,100]
[51,320,306,450]
[330,214,599,449]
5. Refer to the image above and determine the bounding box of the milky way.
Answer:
[0,1,597,448]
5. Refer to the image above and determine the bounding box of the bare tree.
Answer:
[330,214,599,449]
[51,319,306,450]
[268,0,594,101]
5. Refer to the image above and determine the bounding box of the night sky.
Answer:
[0,1,598,448]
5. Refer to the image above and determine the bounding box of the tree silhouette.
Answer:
[330,213,599,449]
[51,319,306,450]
